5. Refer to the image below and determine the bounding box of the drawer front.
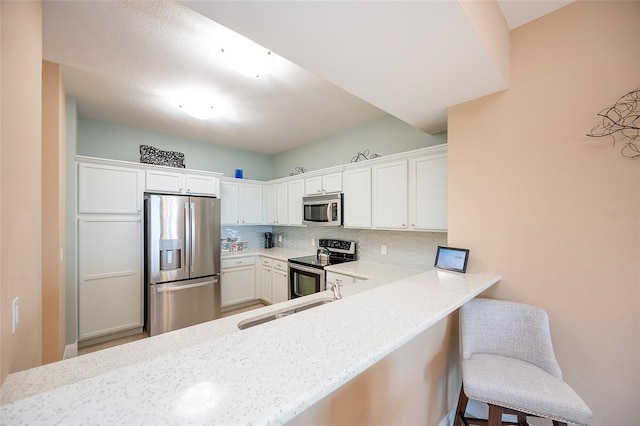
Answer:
[272,260,288,271]
[260,257,273,267]
[221,257,256,269]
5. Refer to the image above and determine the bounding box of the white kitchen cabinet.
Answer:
[409,154,448,231]
[326,271,356,289]
[258,257,289,304]
[372,160,408,229]
[271,259,289,304]
[287,179,305,226]
[241,183,263,224]
[221,257,257,308]
[145,169,184,193]
[78,163,143,214]
[220,181,240,224]
[266,183,288,225]
[221,180,263,225]
[259,257,273,304]
[185,173,219,196]
[272,269,288,303]
[342,167,371,228]
[146,169,219,196]
[78,216,142,340]
[305,171,342,195]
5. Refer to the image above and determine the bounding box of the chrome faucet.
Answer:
[328,279,343,300]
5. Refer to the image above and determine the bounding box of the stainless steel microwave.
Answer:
[302,194,343,226]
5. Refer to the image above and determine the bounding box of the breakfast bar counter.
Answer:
[1,268,500,425]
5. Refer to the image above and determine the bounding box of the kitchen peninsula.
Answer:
[1,264,500,425]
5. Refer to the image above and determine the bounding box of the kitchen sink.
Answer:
[238,298,334,330]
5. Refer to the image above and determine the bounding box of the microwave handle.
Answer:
[327,203,333,223]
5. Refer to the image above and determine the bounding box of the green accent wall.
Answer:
[77,118,274,181]
[271,115,446,178]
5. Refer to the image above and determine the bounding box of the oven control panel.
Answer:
[319,239,356,254]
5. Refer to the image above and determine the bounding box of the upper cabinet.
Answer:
[408,154,447,231]
[185,173,219,196]
[287,179,305,226]
[304,171,342,195]
[343,167,371,228]
[341,144,447,232]
[145,169,184,194]
[221,179,263,225]
[146,169,220,196]
[78,162,144,214]
[371,160,408,229]
[266,183,288,225]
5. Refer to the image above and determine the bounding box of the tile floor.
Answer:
[77,302,266,356]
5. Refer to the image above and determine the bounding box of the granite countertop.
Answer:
[1,259,500,425]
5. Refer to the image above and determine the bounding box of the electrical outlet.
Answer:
[381,244,388,255]
[12,297,20,334]
[278,234,283,243]
[311,238,316,246]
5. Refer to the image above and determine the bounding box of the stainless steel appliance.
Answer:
[288,239,356,298]
[302,194,343,226]
[145,193,221,336]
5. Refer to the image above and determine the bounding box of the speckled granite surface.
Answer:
[1,263,499,425]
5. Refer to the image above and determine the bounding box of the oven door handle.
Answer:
[288,262,325,275]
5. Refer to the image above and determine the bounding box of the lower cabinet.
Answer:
[78,216,142,341]
[271,260,289,303]
[258,257,289,304]
[259,261,273,304]
[326,271,356,288]
[221,257,257,308]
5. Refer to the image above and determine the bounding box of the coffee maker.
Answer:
[264,232,274,249]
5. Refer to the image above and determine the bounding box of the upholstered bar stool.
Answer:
[454,298,592,426]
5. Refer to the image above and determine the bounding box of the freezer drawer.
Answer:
[148,276,220,336]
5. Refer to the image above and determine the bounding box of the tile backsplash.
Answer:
[222,225,273,251]
[224,225,447,271]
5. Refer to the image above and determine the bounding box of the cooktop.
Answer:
[288,238,357,270]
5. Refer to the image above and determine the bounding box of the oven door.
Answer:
[288,262,326,298]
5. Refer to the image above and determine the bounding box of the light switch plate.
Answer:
[381,245,388,255]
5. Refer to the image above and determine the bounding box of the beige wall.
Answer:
[42,60,67,364]
[0,1,44,384]
[289,315,460,426]
[448,2,639,425]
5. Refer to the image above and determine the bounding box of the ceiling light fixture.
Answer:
[220,36,274,77]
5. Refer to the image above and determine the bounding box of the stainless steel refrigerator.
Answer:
[145,193,221,336]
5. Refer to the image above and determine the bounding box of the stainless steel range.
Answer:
[288,239,357,299]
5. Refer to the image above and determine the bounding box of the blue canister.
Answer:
[235,169,243,179]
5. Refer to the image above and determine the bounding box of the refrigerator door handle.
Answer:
[190,202,196,273]
[184,202,191,274]
[155,279,216,293]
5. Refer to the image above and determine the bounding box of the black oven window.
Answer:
[297,274,317,296]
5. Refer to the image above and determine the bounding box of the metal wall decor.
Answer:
[587,87,639,159]
[289,166,307,176]
[140,145,185,168]
[351,149,381,163]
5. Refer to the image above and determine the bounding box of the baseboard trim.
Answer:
[63,343,78,359]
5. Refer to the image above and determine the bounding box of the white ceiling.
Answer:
[42,1,572,155]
